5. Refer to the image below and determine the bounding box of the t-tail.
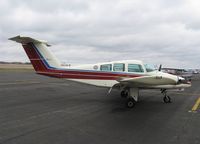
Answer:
[9,35,62,73]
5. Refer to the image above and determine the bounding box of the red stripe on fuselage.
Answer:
[36,71,141,80]
[22,43,142,80]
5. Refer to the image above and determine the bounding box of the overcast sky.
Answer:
[0,0,200,68]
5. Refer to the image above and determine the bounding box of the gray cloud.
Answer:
[0,0,200,68]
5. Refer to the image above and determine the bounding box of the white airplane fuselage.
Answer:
[67,60,190,89]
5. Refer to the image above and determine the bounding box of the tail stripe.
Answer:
[30,43,54,70]
[23,43,48,71]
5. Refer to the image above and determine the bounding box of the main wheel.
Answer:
[163,96,171,103]
[126,98,136,108]
[121,90,128,98]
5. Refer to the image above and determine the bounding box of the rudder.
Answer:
[9,35,61,72]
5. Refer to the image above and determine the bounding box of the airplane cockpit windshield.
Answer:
[144,64,156,72]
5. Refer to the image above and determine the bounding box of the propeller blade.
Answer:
[158,64,162,71]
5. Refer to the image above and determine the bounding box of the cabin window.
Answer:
[113,63,125,72]
[128,64,144,73]
[100,64,112,71]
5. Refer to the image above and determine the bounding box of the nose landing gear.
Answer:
[161,89,171,103]
[163,95,171,103]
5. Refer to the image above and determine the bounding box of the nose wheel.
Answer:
[161,89,172,103]
[163,95,171,103]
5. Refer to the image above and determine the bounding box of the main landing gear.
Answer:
[161,89,171,103]
[126,97,136,108]
[121,88,139,108]
[120,88,172,108]
[120,90,128,98]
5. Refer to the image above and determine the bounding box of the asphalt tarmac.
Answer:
[0,71,199,144]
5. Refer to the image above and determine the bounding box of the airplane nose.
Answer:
[178,76,184,81]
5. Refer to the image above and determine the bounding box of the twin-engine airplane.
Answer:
[9,35,191,108]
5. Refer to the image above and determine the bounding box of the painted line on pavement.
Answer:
[0,81,40,86]
[191,97,200,112]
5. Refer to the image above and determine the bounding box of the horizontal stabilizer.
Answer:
[9,35,51,46]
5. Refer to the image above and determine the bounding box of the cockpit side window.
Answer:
[100,64,112,71]
[113,63,125,72]
[128,64,144,73]
[144,64,156,72]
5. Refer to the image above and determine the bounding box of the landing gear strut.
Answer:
[161,89,171,103]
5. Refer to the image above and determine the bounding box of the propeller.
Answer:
[177,76,191,84]
[158,64,162,71]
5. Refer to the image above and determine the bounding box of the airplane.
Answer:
[161,68,193,81]
[9,35,191,108]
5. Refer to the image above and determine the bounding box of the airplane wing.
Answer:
[117,75,178,87]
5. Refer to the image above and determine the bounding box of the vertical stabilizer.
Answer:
[9,35,61,72]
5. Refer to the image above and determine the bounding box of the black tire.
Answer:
[163,96,171,103]
[126,98,136,108]
[121,90,128,98]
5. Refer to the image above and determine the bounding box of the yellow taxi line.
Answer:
[191,97,200,112]
[174,92,198,96]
